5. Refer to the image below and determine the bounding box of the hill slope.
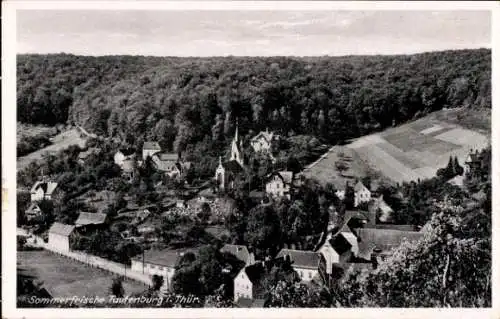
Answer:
[17,49,491,174]
[302,107,490,186]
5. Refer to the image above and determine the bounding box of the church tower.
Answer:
[230,122,244,167]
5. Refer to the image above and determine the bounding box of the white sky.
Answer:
[17,10,491,56]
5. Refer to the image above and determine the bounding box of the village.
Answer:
[18,120,488,308]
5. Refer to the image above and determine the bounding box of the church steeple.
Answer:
[230,120,244,167]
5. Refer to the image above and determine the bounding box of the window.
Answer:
[309,272,312,279]
[300,271,303,278]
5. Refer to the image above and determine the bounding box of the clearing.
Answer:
[17,128,87,171]
[302,108,490,186]
[18,250,147,298]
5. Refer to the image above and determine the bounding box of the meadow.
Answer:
[303,108,490,186]
[18,250,147,298]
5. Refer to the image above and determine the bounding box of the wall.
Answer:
[48,233,69,252]
[234,271,253,301]
[294,267,318,282]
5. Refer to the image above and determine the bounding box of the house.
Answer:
[329,262,373,281]
[355,227,424,265]
[131,250,182,289]
[48,222,76,252]
[142,141,162,160]
[30,180,60,202]
[75,212,108,231]
[265,171,293,199]
[317,227,356,275]
[250,129,275,154]
[233,262,266,302]
[151,152,178,172]
[275,249,320,282]
[114,149,137,181]
[25,203,43,222]
[114,149,136,168]
[354,181,371,207]
[464,149,482,174]
[220,244,256,266]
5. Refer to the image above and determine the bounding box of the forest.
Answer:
[17,49,491,167]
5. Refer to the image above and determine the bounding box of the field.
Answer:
[18,250,147,298]
[17,128,87,171]
[302,108,490,186]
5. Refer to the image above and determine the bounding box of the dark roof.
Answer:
[330,234,352,255]
[251,298,266,308]
[26,203,41,212]
[276,249,320,269]
[75,212,107,226]
[49,222,75,236]
[354,181,369,193]
[356,228,424,260]
[155,153,178,161]
[244,262,266,285]
[143,141,161,150]
[221,244,251,264]
[222,160,244,173]
[267,171,293,185]
[131,250,181,268]
[331,262,373,279]
[118,148,136,156]
[249,190,264,198]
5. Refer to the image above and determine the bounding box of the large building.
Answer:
[275,249,320,282]
[48,222,76,252]
[130,249,195,290]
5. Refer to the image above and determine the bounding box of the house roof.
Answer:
[331,262,373,279]
[131,250,181,268]
[222,160,244,173]
[267,171,293,185]
[356,228,424,260]
[354,181,369,193]
[276,249,320,269]
[251,130,274,143]
[75,212,107,226]
[49,222,75,236]
[30,181,58,195]
[221,244,251,263]
[122,159,136,172]
[329,234,352,255]
[143,141,161,150]
[243,262,266,285]
[372,224,416,231]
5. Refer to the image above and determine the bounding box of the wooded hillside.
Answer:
[17,49,491,154]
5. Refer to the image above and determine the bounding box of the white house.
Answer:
[220,244,256,266]
[317,231,354,275]
[233,262,266,302]
[30,180,60,202]
[130,250,182,290]
[114,149,136,167]
[265,171,293,198]
[275,249,320,282]
[142,141,162,161]
[250,129,275,153]
[48,222,76,252]
[354,181,371,207]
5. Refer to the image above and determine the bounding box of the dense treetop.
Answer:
[18,49,491,154]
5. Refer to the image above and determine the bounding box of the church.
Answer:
[215,124,246,192]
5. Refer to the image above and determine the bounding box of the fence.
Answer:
[18,228,153,287]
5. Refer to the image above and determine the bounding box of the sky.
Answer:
[16,10,491,57]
